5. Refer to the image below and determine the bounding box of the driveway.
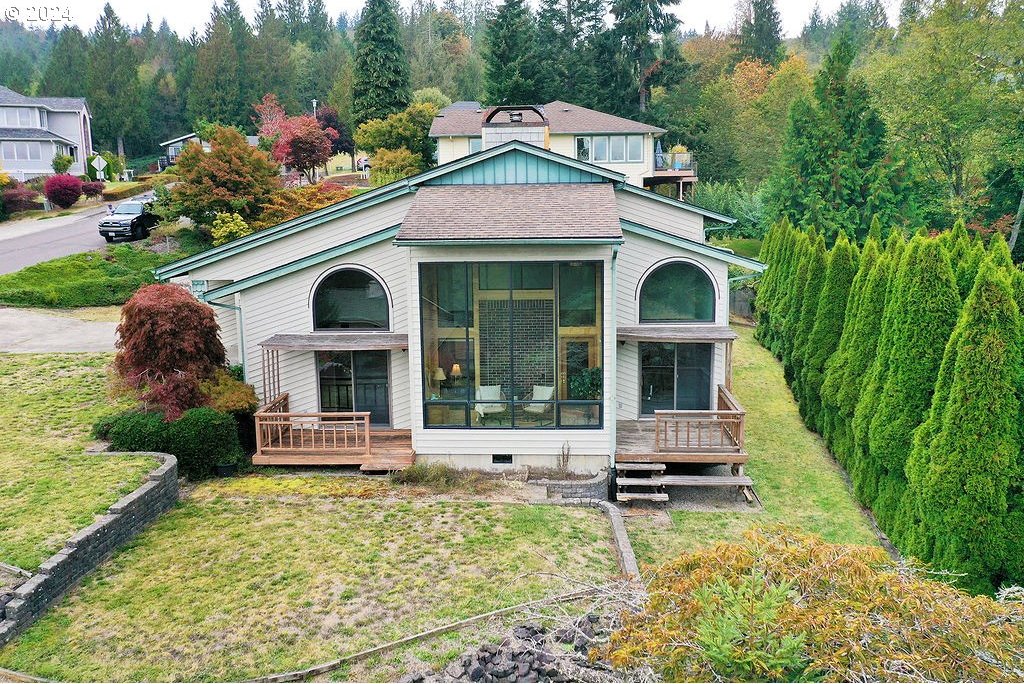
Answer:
[0,307,117,352]
[0,192,155,276]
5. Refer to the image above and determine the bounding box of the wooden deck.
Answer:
[615,385,753,503]
[253,393,414,470]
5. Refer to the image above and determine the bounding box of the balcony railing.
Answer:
[254,393,371,458]
[653,385,745,454]
[654,151,697,173]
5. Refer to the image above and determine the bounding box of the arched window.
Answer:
[313,268,389,330]
[639,261,715,323]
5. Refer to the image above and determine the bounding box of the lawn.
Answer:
[710,236,763,259]
[0,476,618,681]
[0,230,207,308]
[626,326,877,566]
[0,353,154,570]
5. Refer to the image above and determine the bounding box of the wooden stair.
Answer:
[614,464,755,504]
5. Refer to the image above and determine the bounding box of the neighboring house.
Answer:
[0,86,92,180]
[159,133,260,169]
[156,135,763,500]
[430,101,698,198]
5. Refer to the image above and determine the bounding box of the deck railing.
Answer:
[254,392,371,458]
[654,385,745,453]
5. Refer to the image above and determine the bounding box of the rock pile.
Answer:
[403,616,622,683]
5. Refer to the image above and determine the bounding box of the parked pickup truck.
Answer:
[98,201,159,242]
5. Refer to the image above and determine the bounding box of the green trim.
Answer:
[621,219,766,272]
[393,237,623,246]
[199,226,401,301]
[155,185,414,280]
[616,183,737,225]
[156,140,628,280]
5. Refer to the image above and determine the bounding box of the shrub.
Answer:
[44,173,83,208]
[369,147,423,187]
[251,182,352,230]
[101,180,154,202]
[165,407,243,479]
[210,212,251,246]
[81,180,105,198]
[390,462,493,493]
[51,153,73,174]
[107,410,168,453]
[604,527,1024,682]
[200,368,259,415]
[85,151,124,182]
[114,283,226,420]
[690,181,766,238]
[2,183,41,212]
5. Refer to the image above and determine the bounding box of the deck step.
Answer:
[616,475,754,487]
[616,491,669,502]
[616,453,748,464]
[615,462,666,471]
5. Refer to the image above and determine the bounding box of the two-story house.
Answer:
[0,86,93,180]
[430,101,698,198]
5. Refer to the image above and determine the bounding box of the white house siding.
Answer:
[208,294,240,365]
[436,137,474,165]
[47,110,90,175]
[614,230,731,420]
[190,193,415,283]
[405,243,614,472]
[238,238,411,428]
[547,134,653,188]
[615,189,705,242]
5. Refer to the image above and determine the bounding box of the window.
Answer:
[5,108,32,126]
[27,142,40,160]
[2,141,42,161]
[317,350,390,424]
[420,262,603,429]
[0,142,13,160]
[609,135,626,162]
[639,261,715,323]
[627,135,643,162]
[575,135,643,164]
[313,268,389,330]
[39,110,47,128]
[640,343,713,413]
[468,137,482,153]
[575,137,591,162]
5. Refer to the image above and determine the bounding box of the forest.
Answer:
[0,0,1020,250]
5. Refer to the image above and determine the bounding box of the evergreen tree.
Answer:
[737,0,785,67]
[909,260,1023,592]
[353,0,411,124]
[483,0,542,105]
[39,26,89,97]
[778,231,812,364]
[898,0,921,33]
[255,0,277,32]
[534,0,607,102]
[278,0,307,42]
[86,3,143,156]
[187,15,244,128]
[866,238,960,530]
[305,0,333,50]
[609,0,679,112]
[788,232,827,388]
[251,7,299,113]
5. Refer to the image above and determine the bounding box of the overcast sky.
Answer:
[23,0,900,38]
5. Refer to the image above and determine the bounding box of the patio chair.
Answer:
[475,385,506,425]
[523,385,555,426]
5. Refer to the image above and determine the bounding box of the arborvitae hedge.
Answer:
[819,236,880,451]
[866,239,960,528]
[753,220,1023,592]
[799,233,858,432]
[907,260,1023,593]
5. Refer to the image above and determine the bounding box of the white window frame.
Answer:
[468,137,482,153]
[3,141,42,161]
[0,142,13,160]
[575,136,591,162]
[39,110,47,128]
[627,135,643,162]
[592,136,609,162]
[609,135,626,162]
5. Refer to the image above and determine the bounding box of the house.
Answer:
[430,101,698,198]
[159,133,260,169]
[155,124,763,501]
[0,86,92,180]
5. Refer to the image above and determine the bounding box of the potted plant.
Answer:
[670,144,688,170]
[215,449,242,477]
[568,367,603,423]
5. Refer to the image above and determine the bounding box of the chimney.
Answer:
[481,106,549,150]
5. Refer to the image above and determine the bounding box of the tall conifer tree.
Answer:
[484,0,542,105]
[353,0,411,124]
[86,4,143,156]
[737,0,785,67]
[39,26,88,97]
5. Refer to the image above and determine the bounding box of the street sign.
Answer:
[91,156,107,171]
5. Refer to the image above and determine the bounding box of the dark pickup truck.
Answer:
[98,200,159,242]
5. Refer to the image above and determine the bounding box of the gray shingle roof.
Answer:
[396,183,623,242]
[0,127,77,144]
[0,86,87,111]
[429,100,666,137]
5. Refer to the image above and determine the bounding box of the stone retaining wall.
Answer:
[0,452,178,646]
[531,469,609,501]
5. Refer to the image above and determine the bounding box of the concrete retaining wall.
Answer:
[0,452,178,646]
[531,469,609,501]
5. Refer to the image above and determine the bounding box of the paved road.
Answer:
[0,192,155,276]
[0,306,117,352]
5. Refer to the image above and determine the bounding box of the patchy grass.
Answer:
[626,326,876,566]
[0,353,154,570]
[0,231,207,308]
[0,476,618,681]
[710,236,763,259]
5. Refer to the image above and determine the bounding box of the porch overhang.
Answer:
[258,332,409,351]
[616,325,739,344]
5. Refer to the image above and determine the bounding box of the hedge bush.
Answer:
[101,181,154,202]
[2,184,42,213]
[107,410,168,453]
[44,174,83,209]
[81,180,105,198]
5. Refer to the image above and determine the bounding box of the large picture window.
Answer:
[420,262,603,429]
[313,268,389,330]
[639,261,715,323]
[575,135,644,163]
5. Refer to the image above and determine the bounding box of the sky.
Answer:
[19,0,900,38]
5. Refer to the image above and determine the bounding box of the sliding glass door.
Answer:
[317,350,390,425]
[640,342,713,414]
